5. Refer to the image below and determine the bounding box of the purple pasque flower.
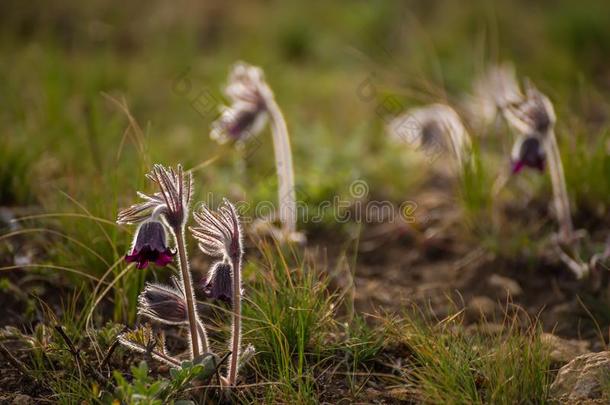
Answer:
[511,134,546,174]
[138,282,187,324]
[125,220,175,269]
[502,80,556,136]
[212,101,267,144]
[191,198,245,387]
[190,198,243,260]
[387,103,471,168]
[201,261,233,303]
[210,62,271,144]
[117,164,193,229]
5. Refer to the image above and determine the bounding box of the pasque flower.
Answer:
[502,80,556,136]
[201,261,234,303]
[211,62,298,239]
[117,164,193,229]
[505,79,573,244]
[191,198,243,260]
[511,135,546,174]
[484,66,575,247]
[191,199,245,387]
[138,282,187,324]
[125,220,175,269]
[117,163,207,358]
[211,63,269,144]
[388,103,471,170]
[117,165,256,374]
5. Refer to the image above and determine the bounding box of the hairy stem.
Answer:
[151,351,181,368]
[267,98,297,234]
[117,339,181,368]
[196,318,210,354]
[227,254,242,386]
[545,131,574,244]
[173,227,203,358]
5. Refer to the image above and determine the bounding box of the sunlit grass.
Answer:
[242,241,336,403]
[385,309,552,404]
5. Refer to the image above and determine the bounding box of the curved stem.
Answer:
[150,349,181,368]
[545,131,574,244]
[196,318,210,354]
[266,98,297,235]
[227,255,242,386]
[173,227,202,358]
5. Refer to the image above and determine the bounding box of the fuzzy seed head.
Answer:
[503,81,556,136]
[190,198,243,260]
[138,282,188,325]
[117,164,193,229]
[388,103,471,167]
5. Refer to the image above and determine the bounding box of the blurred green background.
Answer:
[1,0,609,278]
[2,0,609,199]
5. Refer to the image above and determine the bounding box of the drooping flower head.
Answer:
[503,80,556,136]
[117,164,193,229]
[473,65,557,176]
[191,198,245,387]
[511,134,546,174]
[201,261,233,303]
[211,62,272,144]
[469,64,556,137]
[190,198,243,260]
[138,282,187,324]
[125,220,175,269]
[387,103,471,169]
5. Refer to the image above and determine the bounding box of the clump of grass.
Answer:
[341,314,385,369]
[242,242,335,402]
[385,309,552,404]
[1,318,219,404]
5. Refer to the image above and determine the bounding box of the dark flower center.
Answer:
[126,245,175,269]
[125,221,174,269]
[201,262,233,303]
[512,136,545,174]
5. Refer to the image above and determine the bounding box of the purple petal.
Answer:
[202,262,233,303]
[511,160,524,174]
[155,250,175,266]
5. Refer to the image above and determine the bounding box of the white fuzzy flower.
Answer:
[211,62,272,144]
[388,103,471,168]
